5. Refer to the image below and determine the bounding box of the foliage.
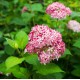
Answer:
[0,0,80,79]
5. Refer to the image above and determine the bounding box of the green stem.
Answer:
[17,49,23,57]
[56,19,58,27]
[17,49,28,68]
[17,49,20,54]
[57,19,61,29]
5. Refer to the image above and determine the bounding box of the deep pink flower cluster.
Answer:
[46,2,72,19]
[21,6,27,13]
[25,25,65,64]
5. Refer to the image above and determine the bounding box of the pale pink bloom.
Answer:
[21,6,27,13]
[38,51,51,65]
[46,2,72,19]
[25,25,65,64]
[67,20,80,32]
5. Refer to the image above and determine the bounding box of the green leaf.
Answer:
[31,3,43,12]
[6,38,18,49]
[71,11,80,18]
[71,64,80,77]
[6,65,20,73]
[6,65,29,78]
[33,63,64,75]
[0,1,9,8]
[25,54,39,65]
[56,28,64,33]
[5,45,15,55]
[51,73,64,79]
[0,62,6,73]
[12,67,29,79]
[0,31,3,38]
[15,30,28,49]
[21,27,30,33]
[73,39,80,48]
[5,56,24,69]
[10,18,25,25]
[33,72,64,79]
[24,4,31,11]
[73,64,80,69]
[72,48,80,56]
[61,48,72,58]
[13,0,18,4]
[72,69,80,77]
[21,13,34,23]
[0,50,5,56]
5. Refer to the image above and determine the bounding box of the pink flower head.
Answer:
[46,2,72,19]
[25,25,65,64]
[67,20,80,32]
[21,6,27,13]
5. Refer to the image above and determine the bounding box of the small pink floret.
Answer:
[21,6,27,13]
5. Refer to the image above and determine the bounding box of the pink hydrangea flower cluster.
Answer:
[67,20,80,32]
[46,2,72,19]
[25,25,65,64]
[21,6,27,13]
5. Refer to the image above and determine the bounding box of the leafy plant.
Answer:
[0,0,80,79]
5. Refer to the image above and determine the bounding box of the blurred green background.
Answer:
[0,0,80,79]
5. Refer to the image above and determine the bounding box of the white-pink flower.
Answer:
[67,20,80,32]
[46,2,72,19]
[25,25,65,64]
